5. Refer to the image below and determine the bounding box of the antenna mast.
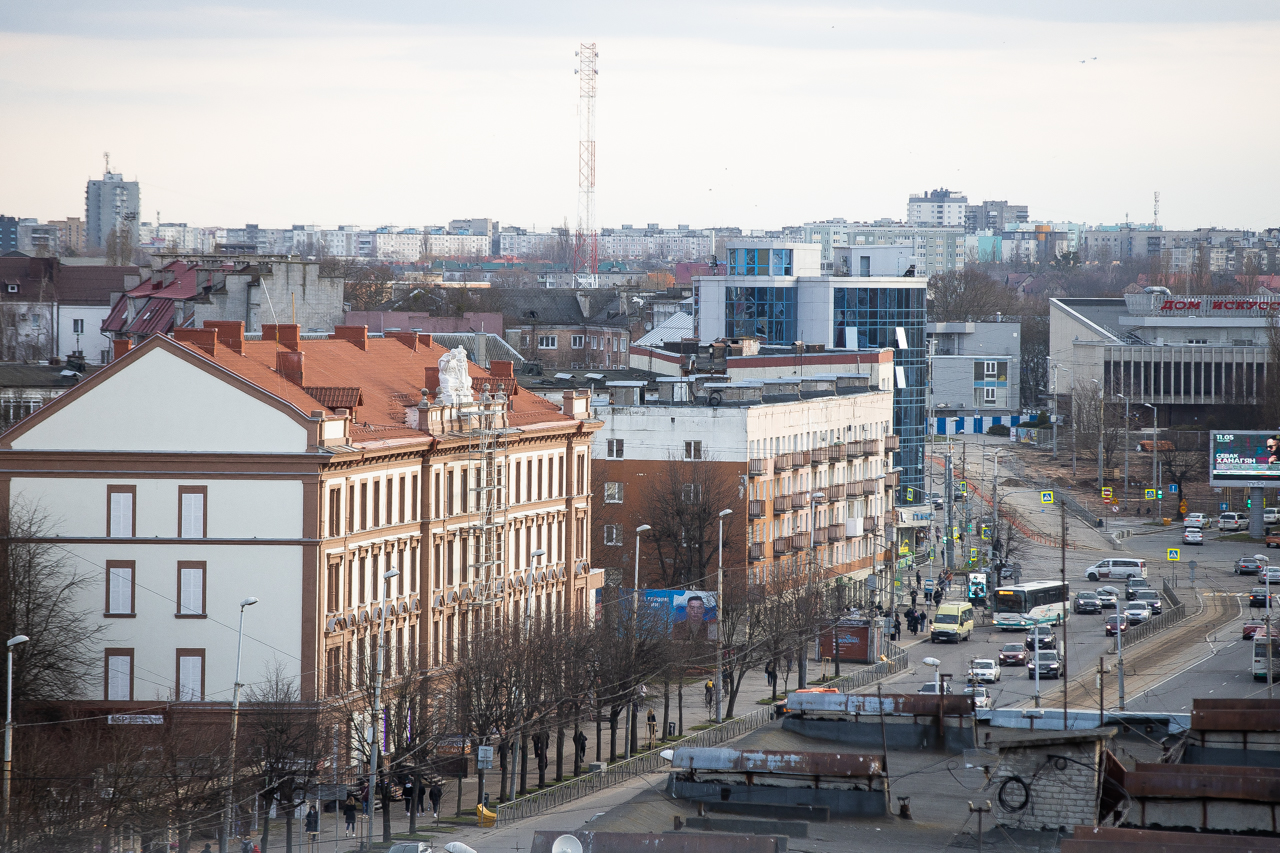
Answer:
[103,151,110,175]
[572,43,599,289]
[1153,191,1160,227]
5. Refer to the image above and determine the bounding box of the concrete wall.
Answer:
[991,740,1101,831]
[531,830,785,853]
[667,777,885,818]
[781,714,974,753]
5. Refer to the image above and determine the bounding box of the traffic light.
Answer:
[1157,490,1163,500]
[1248,497,1253,509]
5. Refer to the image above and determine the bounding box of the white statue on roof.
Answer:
[438,345,474,406]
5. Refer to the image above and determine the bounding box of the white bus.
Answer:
[1253,630,1280,682]
[993,580,1070,631]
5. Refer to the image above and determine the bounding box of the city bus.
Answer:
[993,580,1070,631]
[1253,629,1280,682]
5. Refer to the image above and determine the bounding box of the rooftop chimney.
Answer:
[174,328,217,356]
[387,331,419,351]
[331,325,369,350]
[417,333,434,349]
[277,350,304,386]
[202,320,244,354]
[262,323,301,351]
[111,339,133,361]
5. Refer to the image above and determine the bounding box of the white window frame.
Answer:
[106,563,134,616]
[603,524,621,545]
[682,483,702,504]
[604,482,624,504]
[982,387,998,406]
[685,440,703,460]
[179,487,205,538]
[983,360,998,377]
[571,335,585,349]
[108,487,134,538]
[606,438,624,459]
[178,563,206,616]
[537,335,557,349]
[106,651,132,701]
[177,651,203,701]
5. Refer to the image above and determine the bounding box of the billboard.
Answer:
[597,588,718,641]
[1210,431,1280,485]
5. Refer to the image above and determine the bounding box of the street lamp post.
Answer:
[513,549,546,787]
[923,656,941,694]
[222,597,259,853]
[715,509,732,724]
[1090,378,1104,492]
[1143,403,1158,519]
[808,493,825,679]
[630,527,649,758]
[368,569,399,850]
[1117,394,1130,508]
[2,634,28,850]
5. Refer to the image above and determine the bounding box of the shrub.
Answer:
[987,424,1011,436]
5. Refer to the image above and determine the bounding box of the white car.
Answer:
[918,681,951,695]
[1183,513,1208,528]
[1220,512,1248,532]
[1264,567,1280,584]
[968,659,1001,683]
[1124,601,1152,624]
[962,686,991,709]
[1182,527,1203,545]
[1084,559,1147,581]
[1267,507,1280,525]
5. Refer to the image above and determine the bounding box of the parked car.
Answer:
[918,681,952,695]
[1025,626,1059,650]
[1134,589,1163,615]
[1084,558,1147,582]
[968,659,1001,683]
[1074,591,1101,614]
[1182,527,1204,546]
[998,643,1028,666]
[962,685,991,710]
[1264,567,1280,585]
[1266,507,1280,525]
[1183,513,1208,528]
[929,492,944,509]
[389,845,433,853]
[1236,557,1268,575]
[1251,588,1272,608]
[1096,586,1120,609]
[1220,512,1248,532]
[1243,619,1267,640]
[1105,614,1129,636]
[1126,577,1151,600]
[1027,650,1064,679]
[1265,534,1280,549]
[1124,601,1152,624]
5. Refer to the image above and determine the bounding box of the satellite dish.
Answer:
[551,836,583,853]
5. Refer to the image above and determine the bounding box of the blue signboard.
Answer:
[1220,502,1229,512]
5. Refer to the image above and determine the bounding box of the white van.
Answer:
[1220,512,1248,532]
[1084,558,1147,582]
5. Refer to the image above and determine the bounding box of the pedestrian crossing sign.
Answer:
[1040,491,1054,504]
[1167,548,1180,561]
[1145,489,1157,500]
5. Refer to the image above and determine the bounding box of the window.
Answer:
[177,562,206,617]
[178,486,206,538]
[360,482,368,529]
[603,524,621,545]
[685,440,703,460]
[604,482,624,503]
[176,649,204,701]
[105,649,133,701]
[398,476,406,524]
[982,387,998,406]
[571,335,585,349]
[105,561,135,617]
[107,486,135,537]
[984,361,998,377]
[327,562,340,612]
[538,335,558,349]
[682,483,702,504]
[606,438,624,459]
[372,480,381,527]
[72,318,84,334]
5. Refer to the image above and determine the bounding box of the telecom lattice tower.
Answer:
[572,43,598,288]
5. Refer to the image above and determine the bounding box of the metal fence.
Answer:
[1107,581,1189,653]
[494,642,909,824]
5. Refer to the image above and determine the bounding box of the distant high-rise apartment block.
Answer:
[47,217,86,254]
[0,216,20,254]
[907,189,968,228]
[801,219,964,278]
[964,200,1028,234]
[85,169,140,251]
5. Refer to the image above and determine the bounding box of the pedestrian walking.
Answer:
[910,589,918,608]
[704,679,714,710]
[917,570,923,588]
[416,779,426,816]
[894,613,902,640]
[305,803,319,848]
[402,776,413,814]
[428,781,443,818]
[764,660,776,688]
[646,708,657,747]
[573,729,588,762]
[342,794,358,837]
[202,845,212,853]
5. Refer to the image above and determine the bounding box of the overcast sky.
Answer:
[3,1,1278,232]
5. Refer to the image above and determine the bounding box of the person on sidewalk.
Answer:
[403,776,414,815]
[342,794,358,837]
[916,570,923,588]
[305,803,319,847]
[429,781,443,818]
[417,779,426,816]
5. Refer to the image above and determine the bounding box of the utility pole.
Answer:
[1098,657,1105,727]
[1119,394,1130,508]
[1061,500,1068,730]
[1116,602,1126,711]
[944,451,956,577]
[1092,378,1104,492]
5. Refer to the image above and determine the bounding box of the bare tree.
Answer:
[927,268,1019,322]
[638,454,743,588]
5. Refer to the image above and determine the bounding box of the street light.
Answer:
[808,493,825,684]
[1142,403,1158,519]
[715,509,733,724]
[629,528,648,759]
[922,656,941,694]
[222,597,258,853]
[1090,378,1104,492]
[2,634,28,850]
[1260,554,1274,699]
[1116,393,1130,508]
[368,570,399,851]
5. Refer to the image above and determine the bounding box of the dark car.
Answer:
[1074,591,1101,614]
[1025,626,1059,650]
[1237,557,1267,575]
[1105,614,1129,636]
[1026,650,1064,679]
[1125,577,1151,600]
[1096,586,1120,609]
[1244,619,1267,640]
[1251,587,1273,608]
[998,642,1028,666]
[1134,589,1163,615]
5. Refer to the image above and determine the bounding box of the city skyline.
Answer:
[3,1,1278,230]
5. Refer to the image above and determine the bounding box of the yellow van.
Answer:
[931,603,975,643]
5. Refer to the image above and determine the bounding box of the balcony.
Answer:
[813,527,829,545]
[791,533,810,551]
[827,523,846,542]
[774,453,793,471]
[773,495,791,514]
[864,515,879,531]
[795,450,812,466]
[791,492,810,509]
[884,470,901,488]
[748,500,766,519]
[845,443,862,461]
[827,483,845,500]
[748,458,768,477]
[884,435,900,451]
[810,447,829,464]
[748,542,765,562]
[773,536,793,555]
[862,439,881,455]
[845,480,866,497]
[812,490,829,504]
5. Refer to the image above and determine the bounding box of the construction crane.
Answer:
[572,44,598,289]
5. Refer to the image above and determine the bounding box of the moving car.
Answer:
[1124,601,1152,624]
[1074,591,1101,614]
[1220,512,1248,532]
[1251,588,1276,608]
[998,643,1028,666]
[1134,589,1163,615]
[1182,527,1203,546]
[1084,558,1147,582]
[1096,587,1120,609]
[1025,626,1059,650]
[968,659,1001,683]
[962,686,991,710]
[929,492,944,509]
[389,845,433,853]
[1243,619,1267,640]
[1105,614,1129,636]
[1183,513,1208,528]
[1264,566,1280,585]
[1237,557,1267,575]
[1126,577,1151,600]
[931,603,975,644]
[1027,650,1064,679]
[918,681,952,695]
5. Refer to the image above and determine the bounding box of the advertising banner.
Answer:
[1210,431,1280,485]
